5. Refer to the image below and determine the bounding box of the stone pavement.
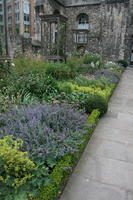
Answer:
[60,68,133,200]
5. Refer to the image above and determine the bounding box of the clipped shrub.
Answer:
[117,60,128,67]
[0,135,36,189]
[82,94,108,116]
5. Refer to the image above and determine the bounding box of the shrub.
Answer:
[45,63,77,80]
[0,61,10,79]
[0,135,36,190]
[104,61,118,69]
[0,39,3,56]
[0,103,87,162]
[13,56,47,74]
[117,60,128,67]
[82,94,108,116]
[83,53,104,68]
[66,56,84,68]
[36,109,100,200]
[72,75,109,89]
[94,69,121,84]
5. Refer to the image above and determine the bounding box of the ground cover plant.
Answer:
[0,54,124,200]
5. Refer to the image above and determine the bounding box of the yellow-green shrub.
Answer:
[62,82,115,100]
[0,135,36,189]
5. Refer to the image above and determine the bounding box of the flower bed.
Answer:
[0,54,124,200]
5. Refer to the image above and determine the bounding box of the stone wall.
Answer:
[3,36,42,59]
[65,5,102,55]
[2,0,132,63]
[65,1,130,62]
[101,2,129,61]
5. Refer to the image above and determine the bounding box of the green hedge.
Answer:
[35,109,100,200]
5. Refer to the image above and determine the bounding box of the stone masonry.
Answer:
[37,0,133,62]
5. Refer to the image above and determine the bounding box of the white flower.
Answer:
[5,60,8,63]
[11,63,15,67]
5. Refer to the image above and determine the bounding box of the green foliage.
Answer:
[13,56,47,74]
[117,60,128,67]
[36,109,100,200]
[87,109,100,125]
[1,73,58,101]
[0,61,10,79]
[0,135,36,200]
[45,62,78,80]
[84,54,102,65]
[0,39,3,56]
[72,75,109,89]
[66,56,84,67]
[83,94,108,116]
[0,94,13,113]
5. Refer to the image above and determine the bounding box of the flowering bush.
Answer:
[0,103,87,162]
[94,69,121,84]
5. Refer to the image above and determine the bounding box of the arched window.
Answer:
[53,10,60,15]
[77,14,89,30]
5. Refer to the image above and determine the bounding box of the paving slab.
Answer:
[60,175,126,200]
[60,69,133,200]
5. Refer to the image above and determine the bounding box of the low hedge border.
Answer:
[35,69,124,200]
[35,109,100,200]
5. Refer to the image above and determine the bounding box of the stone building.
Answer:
[35,0,133,63]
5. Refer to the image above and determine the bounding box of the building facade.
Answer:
[35,0,133,63]
[0,0,4,34]
[1,0,36,38]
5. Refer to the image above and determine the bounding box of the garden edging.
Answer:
[35,70,124,200]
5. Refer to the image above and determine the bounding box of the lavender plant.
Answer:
[0,103,87,162]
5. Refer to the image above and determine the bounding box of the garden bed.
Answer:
[0,54,124,200]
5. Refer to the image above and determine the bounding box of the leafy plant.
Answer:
[82,94,108,116]
[0,39,3,56]
[45,63,78,80]
[117,60,128,67]
[0,135,36,200]
[0,103,87,161]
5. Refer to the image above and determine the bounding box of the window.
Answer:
[0,4,2,12]
[0,25,3,33]
[24,13,29,22]
[131,16,133,25]
[16,25,19,34]
[16,13,19,21]
[8,27,12,34]
[74,31,88,44]
[24,24,30,33]
[23,2,29,14]
[77,32,88,44]
[15,2,19,10]
[77,14,89,30]
[8,16,12,24]
[8,5,12,13]
[0,14,3,22]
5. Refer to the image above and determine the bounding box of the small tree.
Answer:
[0,39,3,56]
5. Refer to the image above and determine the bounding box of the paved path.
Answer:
[60,68,133,200]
